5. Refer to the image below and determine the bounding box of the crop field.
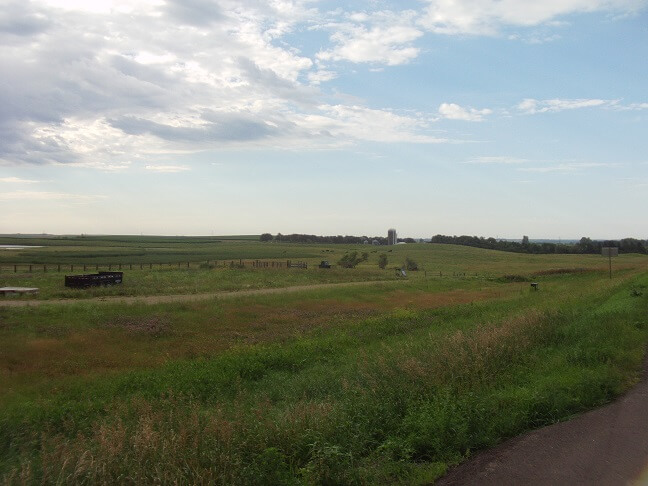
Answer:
[1,236,647,484]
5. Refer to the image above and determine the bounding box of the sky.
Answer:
[0,0,647,239]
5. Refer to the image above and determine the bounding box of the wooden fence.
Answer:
[0,260,310,273]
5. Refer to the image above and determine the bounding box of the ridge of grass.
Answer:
[1,272,646,484]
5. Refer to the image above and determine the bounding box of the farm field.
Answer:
[0,237,647,484]
[2,235,645,299]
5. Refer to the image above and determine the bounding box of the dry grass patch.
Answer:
[104,315,171,336]
[383,287,512,309]
[533,268,592,276]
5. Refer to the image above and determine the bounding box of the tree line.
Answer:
[259,232,647,255]
[429,235,647,254]
[260,233,390,245]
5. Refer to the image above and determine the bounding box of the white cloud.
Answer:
[299,105,447,144]
[307,69,338,85]
[144,165,191,173]
[1,1,460,168]
[517,98,618,114]
[317,10,423,65]
[4,0,642,172]
[418,0,645,35]
[0,176,40,183]
[614,102,648,110]
[438,103,492,121]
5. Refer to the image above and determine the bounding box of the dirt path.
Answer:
[0,280,401,307]
[436,353,648,485]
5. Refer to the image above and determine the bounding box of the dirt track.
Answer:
[0,280,399,307]
[436,352,648,485]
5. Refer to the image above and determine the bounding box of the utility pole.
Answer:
[601,247,618,279]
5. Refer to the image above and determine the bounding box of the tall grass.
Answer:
[1,273,646,484]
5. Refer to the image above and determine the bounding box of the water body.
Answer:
[0,245,44,250]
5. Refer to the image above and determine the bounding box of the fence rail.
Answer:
[0,259,313,273]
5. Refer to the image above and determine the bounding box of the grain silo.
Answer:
[387,228,397,245]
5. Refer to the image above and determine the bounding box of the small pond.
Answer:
[0,245,44,250]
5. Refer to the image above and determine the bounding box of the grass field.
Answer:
[1,237,647,484]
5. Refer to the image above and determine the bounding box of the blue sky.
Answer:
[1,0,646,239]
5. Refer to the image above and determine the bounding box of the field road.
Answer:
[436,352,648,485]
[0,280,401,307]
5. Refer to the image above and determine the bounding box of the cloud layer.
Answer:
[1,0,646,168]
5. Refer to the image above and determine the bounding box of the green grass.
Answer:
[3,236,646,275]
[0,240,647,484]
[2,237,645,300]
[1,266,400,300]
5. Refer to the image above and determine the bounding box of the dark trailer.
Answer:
[65,271,123,288]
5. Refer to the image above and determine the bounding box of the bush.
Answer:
[378,254,388,269]
[405,257,418,271]
[338,252,364,268]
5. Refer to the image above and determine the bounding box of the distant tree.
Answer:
[404,257,418,271]
[429,233,646,255]
[260,233,273,242]
[577,237,595,253]
[619,238,647,254]
[338,252,363,268]
[378,254,388,269]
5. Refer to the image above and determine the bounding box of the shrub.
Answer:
[378,254,388,269]
[338,252,364,268]
[404,257,418,271]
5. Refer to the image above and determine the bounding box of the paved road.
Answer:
[436,353,648,485]
[0,280,399,307]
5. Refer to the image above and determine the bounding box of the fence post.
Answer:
[14,265,17,273]
[130,264,132,270]
[71,265,74,272]
[119,263,122,270]
[187,262,190,268]
[44,265,47,273]
[150,263,153,269]
[109,264,112,271]
[58,264,61,272]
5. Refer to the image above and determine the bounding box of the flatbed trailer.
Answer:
[64,271,123,288]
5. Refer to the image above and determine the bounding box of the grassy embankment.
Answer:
[0,240,647,483]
